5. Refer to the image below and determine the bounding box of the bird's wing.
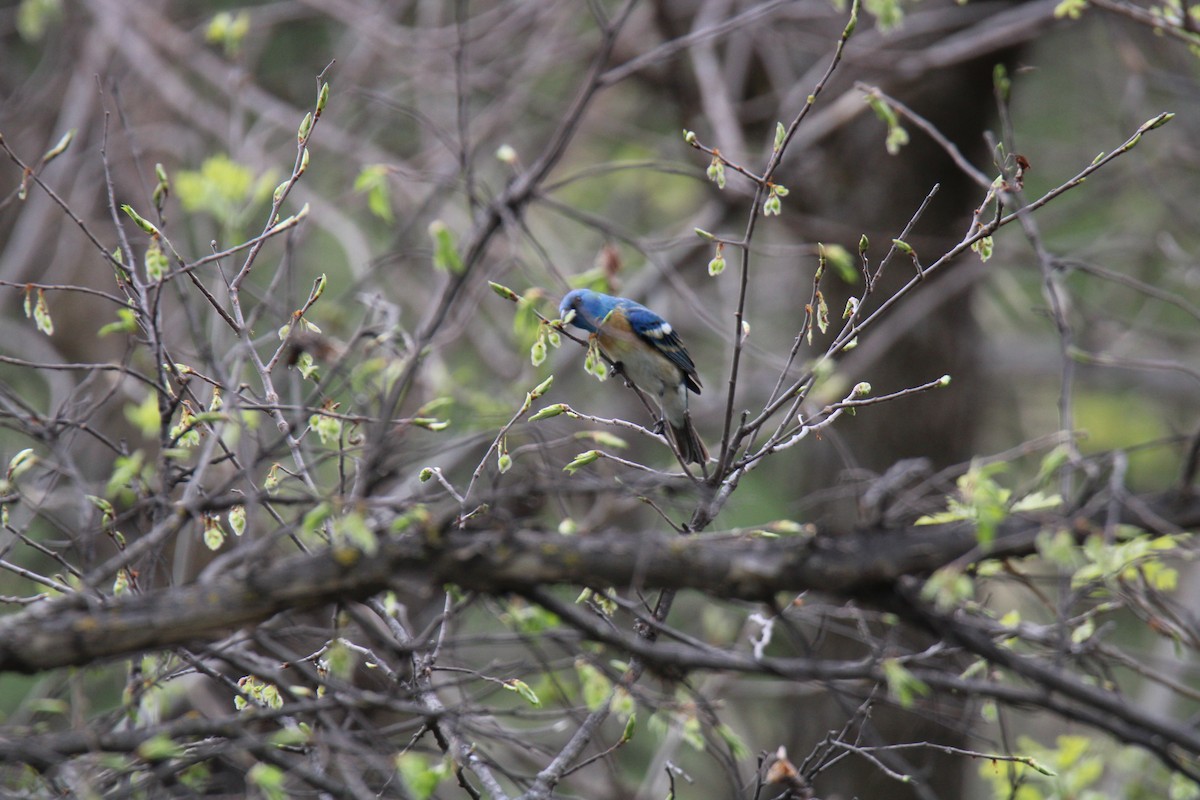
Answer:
[623,303,702,393]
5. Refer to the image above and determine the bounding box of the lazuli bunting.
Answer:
[559,289,708,464]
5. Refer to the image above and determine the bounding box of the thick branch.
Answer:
[0,490,1196,674]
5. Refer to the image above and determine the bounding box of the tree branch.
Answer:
[1,490,1196,675]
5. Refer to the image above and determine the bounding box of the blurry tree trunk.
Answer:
[647,3,1017,796]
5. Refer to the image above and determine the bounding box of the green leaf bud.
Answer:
[316,82,330,117]
[563,450,602,474]
[41,129,75,163]
[121,204,159,235]
[530,375,554,399]
[530,403,568,421]
[297,112,313,144]
[488,281,520,301]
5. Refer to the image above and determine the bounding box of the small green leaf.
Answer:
[316,81,330,117]
[971,235,994,262]
[354,164,393,223]
[169,403,201,448]
[1169,773,1200,800]
[228,505,246,537]
[488,281,520,301]
[247,763,286,800]
[308,412,342,445]
[498,436,513,474]
[621,711,637,742]
[113,568,133,594]
[205,10,251,57]
[124,394,161,438]
[564,450,602,475]
[920,566,974,610]
[822,243,856,283]
[264,463,282,493]
[583,340,609,381]
[87,495,115,525]
[268,726,311,747]
[864,0,903,30]
[6,448,36,482]
[99,307,138,337]
[428,220,463,274]
[16,0,64,42]
[530,336,547,366]
[176,154,278,233]
[993,64,1011,101]
[843,0,860,34]
[41,129,75,163]
[25,287,54,335]
[295,351,319,381]
[152,162,170,207]
[505,678,541,707]
[271,203,309,231]
[530,403,569,421]
[1139,112,1175,132]
[396,753,447,800]
[530,375,554,399]
[297,112,313,144]
[773,121,786,151]
[887,123,911,154]
[136,734,183,762]
[325,638,357,679]
[1035,445,1070,487]
[202,515,225,550]
[121,204,159,235]
[708,242,726,276]
[580,431,627,449]
[706,156,726,189]
[575,660,612,711]
[1053,0,1087,18]
[27,697,69,715]
[762,184,787,216]
[882,658,929,708]
[716,723,751,759]
[144,236,168,283]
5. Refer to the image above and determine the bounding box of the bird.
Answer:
[559,288,708,465]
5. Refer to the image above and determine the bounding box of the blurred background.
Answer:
[1,0,1198,797]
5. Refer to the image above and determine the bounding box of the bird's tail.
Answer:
[669,416,709,465]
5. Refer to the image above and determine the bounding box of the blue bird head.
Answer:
[559,288,611,333]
